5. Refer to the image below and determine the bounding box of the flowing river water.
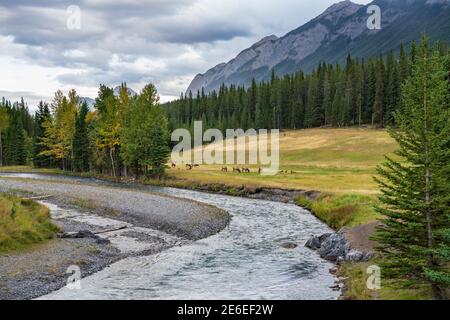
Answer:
[1,173,339,300]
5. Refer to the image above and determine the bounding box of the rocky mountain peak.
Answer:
[113,86,137,97]
[318,0,363,21]
[252,35,279,48]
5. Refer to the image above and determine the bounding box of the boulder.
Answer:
[317,233,350,261]
[362,252,375,262]
[305,236,321,250]
[344,250,364,262]
[319,233,333,242]
[305,232,373,263]
[281,242,298,249]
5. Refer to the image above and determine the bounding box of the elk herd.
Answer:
[170,163,294,175]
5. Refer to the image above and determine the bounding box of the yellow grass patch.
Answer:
[168,128,397,195]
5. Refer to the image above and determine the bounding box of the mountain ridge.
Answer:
[186,0,450,95]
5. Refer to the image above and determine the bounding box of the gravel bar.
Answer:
[0,176,230,240]
[0,175,230,300]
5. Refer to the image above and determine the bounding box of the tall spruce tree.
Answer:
[33,101,52,168]
[147,123,170,179]
[73,101,90,172]
[0,105,9,166]
[374,38,450,300]
[5,109,27,165]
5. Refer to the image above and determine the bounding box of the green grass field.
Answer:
[0,194,59,253]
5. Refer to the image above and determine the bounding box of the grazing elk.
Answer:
[242,168,250,173]
[233,167,241,173]
[171,162,176,168]
[221,166,228,172]
[186,164,193,170]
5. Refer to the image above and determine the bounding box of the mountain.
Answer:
[112,86,137,97]
[79,97,95,109]
[187,0,450,94]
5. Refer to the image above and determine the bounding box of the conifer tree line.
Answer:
[0,98,34,167]
[164,42,449,133]
[0,84,170,178]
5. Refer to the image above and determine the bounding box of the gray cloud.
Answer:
[0,89,52,107]
[0,0,371,108]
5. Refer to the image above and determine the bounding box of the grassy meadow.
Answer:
[0,194,59,253]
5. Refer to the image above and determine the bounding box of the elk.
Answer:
[221,166,228,172]
[233,167,241,173]
[186,164,193,170]
[171,162,176,168]
[242,168,250,173]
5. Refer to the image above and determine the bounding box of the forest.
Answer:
[165,42,449,133]
[0,84,169,178]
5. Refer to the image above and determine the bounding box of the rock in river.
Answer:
[281,242,298,249]
[59,230,111,244]
[305,229,374,263]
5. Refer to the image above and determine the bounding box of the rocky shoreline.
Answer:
[305,229,374,264]
[178,183,322,204]
[304,227,376,299]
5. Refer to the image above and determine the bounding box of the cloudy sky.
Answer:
[0,0,370,110]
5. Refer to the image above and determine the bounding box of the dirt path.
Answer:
[342,221,380,253]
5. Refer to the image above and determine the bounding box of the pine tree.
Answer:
[323,71,332,126]
[0,105,9,166]
[305,75,319,128]
[373,56,385,127]
[384,51,399,125]
[374,38,450,300]
[5,110,27,165]
[399,42,410,83]
[147,123,170,179]
[73,102,90,172]
[33,101,52,168]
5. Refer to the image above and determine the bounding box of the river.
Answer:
[0,173,339,300]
